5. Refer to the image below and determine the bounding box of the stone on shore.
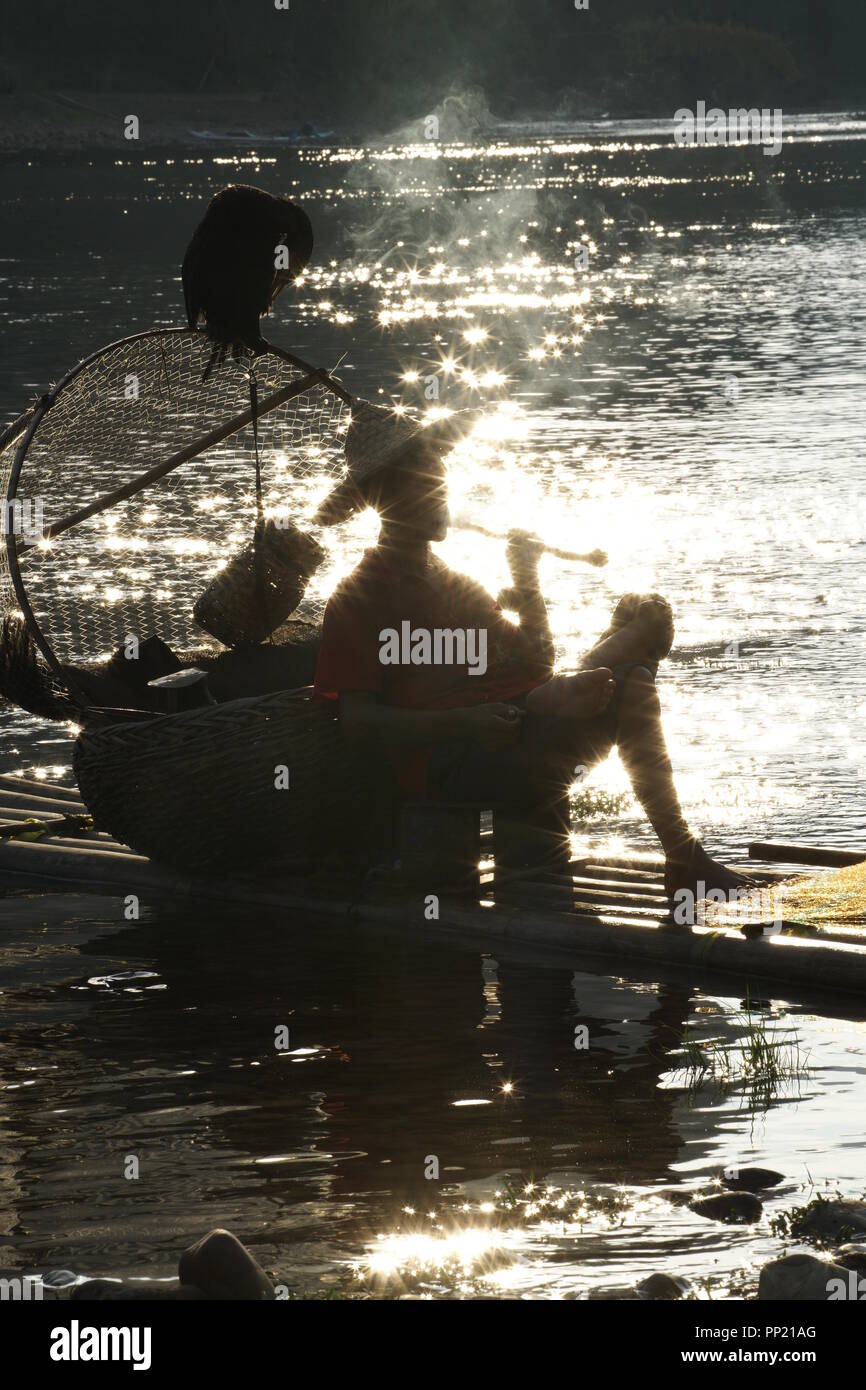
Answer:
[758,1253,851,1301]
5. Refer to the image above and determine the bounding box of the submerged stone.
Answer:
[721,1167,785,1193]
[690,1192,763,1224]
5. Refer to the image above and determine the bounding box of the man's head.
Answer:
[313,401,476,531]
[361,443,450,542]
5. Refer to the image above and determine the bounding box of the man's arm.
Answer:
[340,692,522,751]
[495,532,555,679]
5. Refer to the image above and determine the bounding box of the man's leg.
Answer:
[615,665,752,898]
[429,695,616,873]
[525,667,614,719]
[524,601,670,721]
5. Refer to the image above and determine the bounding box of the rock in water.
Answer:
[636,1272,689,1300]
[721,1167,785,1193]
[41,1270,78,1290]
[690,1192,763,1224]
[657,1189,693,1208]
[179,1228,275,1301]
[759,1254,850,1301]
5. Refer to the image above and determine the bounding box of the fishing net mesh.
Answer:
[0,330,349,671]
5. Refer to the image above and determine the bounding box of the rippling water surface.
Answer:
[0,114,864,1295]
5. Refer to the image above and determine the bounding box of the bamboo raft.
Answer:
[11,332,865,1002]
[1,773,865,1004]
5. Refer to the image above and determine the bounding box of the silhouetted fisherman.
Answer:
[182,184,313,375]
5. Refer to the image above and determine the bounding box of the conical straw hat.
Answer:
[314,399,479,525]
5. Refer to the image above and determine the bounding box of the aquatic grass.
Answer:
[662,998,811,1111]
[770,1194,833,1245]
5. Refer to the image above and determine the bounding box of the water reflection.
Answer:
[1,894,864,1295]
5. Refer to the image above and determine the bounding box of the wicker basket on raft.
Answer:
[72,591,675,873]
[73,691,385,873]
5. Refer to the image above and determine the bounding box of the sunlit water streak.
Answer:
[0,114,864,1296]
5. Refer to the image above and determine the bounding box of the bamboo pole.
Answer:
[748,842,866,868]
[0,774,84,803]
[451,515,607,567]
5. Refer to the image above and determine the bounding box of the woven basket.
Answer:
[194,521,324,648]
[73,690,382,872]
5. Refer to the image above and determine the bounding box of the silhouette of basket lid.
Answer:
[313,399,480,525]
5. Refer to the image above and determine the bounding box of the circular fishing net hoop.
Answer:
[0,329,352,699]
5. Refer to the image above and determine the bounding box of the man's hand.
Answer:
[505,529,545,589]
[455,702,524,750]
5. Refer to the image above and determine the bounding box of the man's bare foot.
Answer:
[526,667,615,718]
[664,839,756,902]
[601,594,675,665]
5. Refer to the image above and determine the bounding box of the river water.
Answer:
[0,113,864,1297]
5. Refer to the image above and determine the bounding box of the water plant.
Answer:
[663,996,810,1111]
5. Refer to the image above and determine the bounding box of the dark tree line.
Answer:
[2,0,863,123]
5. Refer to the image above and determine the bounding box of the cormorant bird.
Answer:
[182,184,313,371]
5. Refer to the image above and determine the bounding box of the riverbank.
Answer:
[2,89,864,158]
[0,91,342,157]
